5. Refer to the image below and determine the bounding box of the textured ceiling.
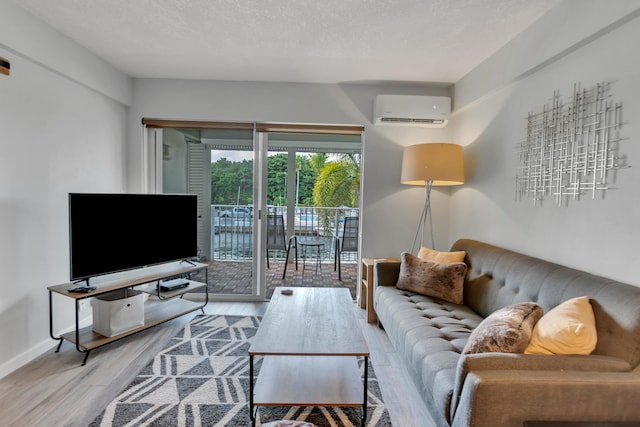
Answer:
[13,0,561,83]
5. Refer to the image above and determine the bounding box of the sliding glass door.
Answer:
[144,120,363,301]
[259,132,362,298]
[166,127,257,298]
[206,128,256,297]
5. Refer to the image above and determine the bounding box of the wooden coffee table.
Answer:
[249,287,370,426]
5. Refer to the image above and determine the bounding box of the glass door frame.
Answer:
[254,130,268,300]
[143,119,365,302]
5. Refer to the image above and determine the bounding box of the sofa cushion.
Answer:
[525,296,597,355]
[418,247,466,263]
[397,252,467,304]
[375,285,482,426]
[462,302,544,354]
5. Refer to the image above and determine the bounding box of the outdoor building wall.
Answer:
[0,2,131,377]
[451,0,640,285]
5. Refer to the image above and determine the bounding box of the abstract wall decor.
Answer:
[516,82,626,207]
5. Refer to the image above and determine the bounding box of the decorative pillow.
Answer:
[396,252,467,304]
[417,247,466,263]
[462,302,544,354]
[525,296,597,355]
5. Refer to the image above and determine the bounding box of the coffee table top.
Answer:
[249,287,369,356]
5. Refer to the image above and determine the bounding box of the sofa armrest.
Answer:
[451,369,640,427]
[373,259,401,287]
[450,353,637,427]
[457,353,632,375]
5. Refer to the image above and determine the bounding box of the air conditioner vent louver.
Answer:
[374,95,450,128]
[380,117,445,124]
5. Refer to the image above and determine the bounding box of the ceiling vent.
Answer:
[373,95,450,128]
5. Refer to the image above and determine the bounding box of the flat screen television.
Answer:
[69,193,198,282]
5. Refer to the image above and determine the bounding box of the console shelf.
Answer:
[48,261,208,365]
[138,280,206,299]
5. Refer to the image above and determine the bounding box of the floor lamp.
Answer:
[401,143,464,253]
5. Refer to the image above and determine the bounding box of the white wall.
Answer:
[451,0,640,285]
[0,2,131,377]
[127,80,454,260]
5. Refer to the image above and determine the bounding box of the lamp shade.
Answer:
[401,143,464,186]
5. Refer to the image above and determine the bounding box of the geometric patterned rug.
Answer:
[90,314,392,426]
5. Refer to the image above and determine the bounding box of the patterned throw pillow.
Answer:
[462,302,544,354]
[396,252,467,304]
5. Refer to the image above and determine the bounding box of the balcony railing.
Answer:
[210,205,359,262]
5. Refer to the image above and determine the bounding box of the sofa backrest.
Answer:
[450,239,640,368]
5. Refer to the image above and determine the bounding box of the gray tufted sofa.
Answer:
[374,238,640,427]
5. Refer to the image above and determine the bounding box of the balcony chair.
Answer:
[334,216,359,281]
[266,214,297,279]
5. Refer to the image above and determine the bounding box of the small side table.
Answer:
[299,238,325,275]
[361,257,399,323]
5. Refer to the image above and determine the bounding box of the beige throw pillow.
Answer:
[396,252,467,304]
[525,296,597,355]
[417,247,466,263]
[462,302,544,354]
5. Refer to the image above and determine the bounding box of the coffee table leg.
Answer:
[362,355,368,427]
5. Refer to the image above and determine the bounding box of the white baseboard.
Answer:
[0,316,92,380]
[0,339,57,380]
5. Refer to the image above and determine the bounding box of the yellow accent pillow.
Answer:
[525,296,597,355]
[417,247,466,263]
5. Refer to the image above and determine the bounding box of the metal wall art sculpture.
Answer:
[516,82,626,207]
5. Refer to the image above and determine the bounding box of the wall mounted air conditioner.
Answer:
[373,95,451,128]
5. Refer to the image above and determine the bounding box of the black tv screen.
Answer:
[69,193,198,281]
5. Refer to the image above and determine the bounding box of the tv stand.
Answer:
[48,261,208,365]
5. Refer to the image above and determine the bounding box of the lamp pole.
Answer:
[411,180,434,254]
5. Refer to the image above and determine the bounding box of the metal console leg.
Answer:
[362,355,369,427]
[81,350,91,366]
[49,291,63,351]
[75,299,90,365]
[249,354,256,426]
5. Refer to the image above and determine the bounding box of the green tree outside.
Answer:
[312,153,360,232]
[210,157,254,204]
[312,154,360,208]
[211,153,323,206]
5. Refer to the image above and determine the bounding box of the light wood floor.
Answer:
[0,300,435,427]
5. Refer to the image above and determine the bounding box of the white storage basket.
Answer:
[92,289,144,337]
